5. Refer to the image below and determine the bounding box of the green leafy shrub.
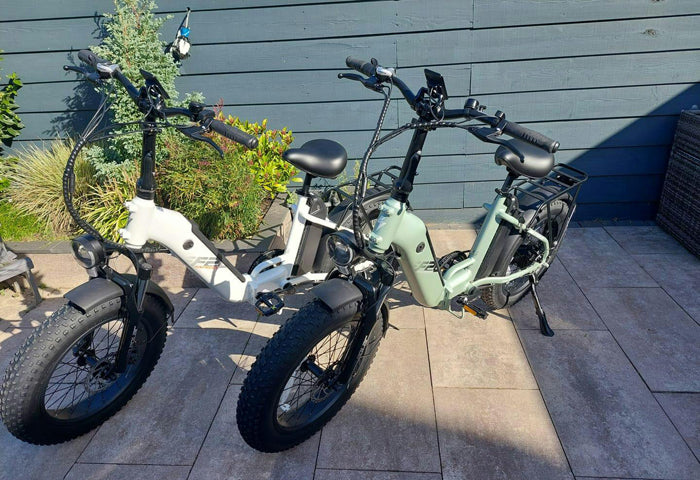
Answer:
[7,140,96,234]
[80,167,137,241]
[0,50,24,155]
[89,0,202,176]
[217,114,296,198]
[159,136,264,240]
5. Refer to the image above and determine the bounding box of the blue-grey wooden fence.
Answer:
[2,0,699,223]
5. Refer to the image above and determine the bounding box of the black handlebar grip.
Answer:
[345,56,376,77]
[503,121,559,153]
[77,49,110,67]
[209,119,259,149]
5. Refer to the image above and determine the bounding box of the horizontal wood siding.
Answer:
[2,0,699,222]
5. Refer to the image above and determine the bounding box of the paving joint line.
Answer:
[512,323,577,478]
[185,325,256,479]
[62,428,102,480]
[172,288,199,324]
[421,305,445,480]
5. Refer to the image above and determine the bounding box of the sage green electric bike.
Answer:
[236,57,587,452]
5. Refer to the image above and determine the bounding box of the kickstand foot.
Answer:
[529,274,553,337]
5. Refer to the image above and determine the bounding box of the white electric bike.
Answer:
[0,50,393,445]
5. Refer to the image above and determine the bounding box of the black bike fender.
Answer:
[64,275,175,320]
[312,278,363,312]
[64,277,123,313]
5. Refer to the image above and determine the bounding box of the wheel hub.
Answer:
[84,356,117,393]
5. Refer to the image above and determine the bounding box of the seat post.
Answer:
[297,174,314,196]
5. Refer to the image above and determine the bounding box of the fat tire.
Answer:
[248,249,285,274]
[0,296,167,445]
[236,299,381,452]
[481,199,569,309]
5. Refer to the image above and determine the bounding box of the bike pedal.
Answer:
[255,292,285,316]
[456,297,488,319]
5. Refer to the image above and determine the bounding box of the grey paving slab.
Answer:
[434,387,573,480]
[24,253,90,290]
[174,286,259,331]
[424,307,538,389]
[384,279,425,330]
[314,470,442,480]
[65,464,191,480]
[575,478,665,480]
[166,287,198,322]
[3,295,67,329]
[584,287,700,392]
[605,225,689,255]
[230,315,284,385]
[520,330,700,479]
[655,393,700,458]
[428,228,477,257]
[558,228,657,288]
[0,326,31,359]
[317,328,440,473]
[0,427,95,480]
[188,386,320,480]
[509,259,606,331]
[142,252,205,289]
[79,328,247,465]
[633,252,700,324]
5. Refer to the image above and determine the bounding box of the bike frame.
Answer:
[120,191,349,303]
[369,193,549,309]
[366,128,552,311]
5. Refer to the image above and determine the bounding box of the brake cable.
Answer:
[351,81,393,249]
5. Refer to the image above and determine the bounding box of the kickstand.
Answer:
[529,274,554,337]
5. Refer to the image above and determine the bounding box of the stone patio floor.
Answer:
[0,224,698,480]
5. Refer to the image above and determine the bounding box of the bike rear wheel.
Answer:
[480,198,570,309]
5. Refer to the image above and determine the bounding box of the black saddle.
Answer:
[494,139,554,178]
[282,139,347,179]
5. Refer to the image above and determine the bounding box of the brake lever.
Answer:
[337,72,384,93]
[63,65,103,86]
[467,126,525,161]
[176,124,224,157]
[338,73,364,82]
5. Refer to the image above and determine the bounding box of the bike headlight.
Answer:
[71,235,106,269]
[327,234,355,266]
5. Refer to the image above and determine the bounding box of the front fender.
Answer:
[312,278,363,313]
[64,275,175,321]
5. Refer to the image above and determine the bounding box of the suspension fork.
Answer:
[110,257,153,374]
[336,273,393,385]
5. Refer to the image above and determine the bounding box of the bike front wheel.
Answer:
[0,296,167,445]
[236,299,382,452]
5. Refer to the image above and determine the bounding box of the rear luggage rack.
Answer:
[504,164,588,253]
[321,165,401,207]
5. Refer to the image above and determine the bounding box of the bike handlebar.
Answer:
[501,121,559,153]
[342,57,559,153]
[346,56,376,77]
[443,107,559,153]
[207,118,259,149]
[78,49,110,68]
[72,49,258,149]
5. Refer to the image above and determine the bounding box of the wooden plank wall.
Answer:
[2,0,699,223]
